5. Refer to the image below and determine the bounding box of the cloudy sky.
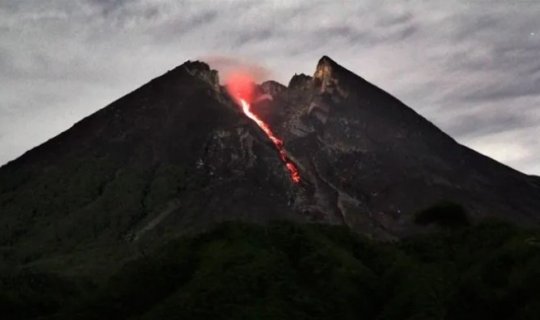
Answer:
[1,0,539,174]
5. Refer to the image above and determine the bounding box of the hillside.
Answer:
[1,220,540,319]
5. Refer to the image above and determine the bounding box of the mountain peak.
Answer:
[313,55,353,97]
[288,73,313,90]
[260,80,287,96]
[314,55,336,82]
[181,60,220,89]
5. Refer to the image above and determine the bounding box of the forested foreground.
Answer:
[2,220,540,319]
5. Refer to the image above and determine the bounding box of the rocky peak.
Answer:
[288,73,313,90]
[313,56,335,81]
[312,56,349,98]
[182,60,220,90]
[260,80,287,97]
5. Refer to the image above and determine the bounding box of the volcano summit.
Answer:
[1,56,540,268]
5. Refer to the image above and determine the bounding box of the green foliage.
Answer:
[143,164,186,213]
[414,201,470,228]
[0,160,190,267]
[2,221,540,320]
[0,270,84,319]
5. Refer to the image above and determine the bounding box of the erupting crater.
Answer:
[226,72,301,184]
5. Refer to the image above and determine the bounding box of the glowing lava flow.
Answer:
[226,71,301,183]
[238,98,301,184]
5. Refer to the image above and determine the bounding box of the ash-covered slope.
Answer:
[256,56,540,237]
[0,61,300,271]
[1,56,539,270]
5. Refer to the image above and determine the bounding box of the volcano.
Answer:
[1,56,540,272]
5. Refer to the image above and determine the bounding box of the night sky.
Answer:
[1,0,539,174]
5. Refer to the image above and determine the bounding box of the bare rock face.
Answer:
[288,73,313,91]
[182,60,220,91]
[259,80,286,97]
[255,56,540,238]
[1,56,540,270]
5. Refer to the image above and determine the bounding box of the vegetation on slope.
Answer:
[1,220,540,319]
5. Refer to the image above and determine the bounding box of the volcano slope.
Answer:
[254,56,540,238]
[1,56,540,277]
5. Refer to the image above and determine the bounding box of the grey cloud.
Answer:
[0,0,539,175]
[145,9,219,44]
[87,0,130,13]
[378,11,413,28]
[463,78,540,101]
[231,28,277,47]
[446,110,538,139]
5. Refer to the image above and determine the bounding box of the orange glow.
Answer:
[226,72,255,103]
[238,99,301,184]
[225,72,301,183]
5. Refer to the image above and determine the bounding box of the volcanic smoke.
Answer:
[226,72,301,184]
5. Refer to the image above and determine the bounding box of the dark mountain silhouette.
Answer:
[0,56,539,276]
[254,56,540,237]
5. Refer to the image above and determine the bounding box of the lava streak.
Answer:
[225,71,301,183]
[238,99,301,183]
